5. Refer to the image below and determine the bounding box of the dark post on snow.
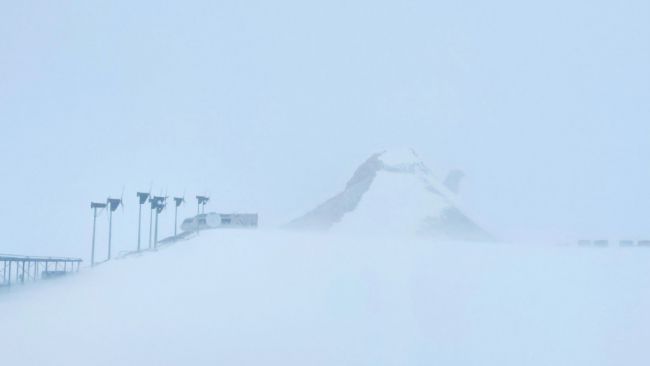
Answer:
[173,196,185,237]
[195,196,210,234]
[196,196,209,215]
[136,192,150,252]
[106,197,123,261]
[90,202,107,267]
[151,196,166,249]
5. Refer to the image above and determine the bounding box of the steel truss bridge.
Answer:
[1,255,82,287]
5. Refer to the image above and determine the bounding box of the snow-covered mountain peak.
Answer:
[367,148,432,174]
[377,148,426,170]
[288,150,491,241]
[345,148,436,189]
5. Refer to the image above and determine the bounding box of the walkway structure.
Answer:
[1,255,82,287]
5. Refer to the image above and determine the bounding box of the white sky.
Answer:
[1,0,648,258]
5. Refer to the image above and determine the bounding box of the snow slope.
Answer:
[287,149,491,240]
[1,230,649,366]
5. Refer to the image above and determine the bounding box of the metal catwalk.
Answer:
[0,255,82,287]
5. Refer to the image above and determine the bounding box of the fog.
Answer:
[3,230,650,365]
[1,0,648,258]
[1,1,649,364]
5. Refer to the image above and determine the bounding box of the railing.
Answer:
[0,254,82,287]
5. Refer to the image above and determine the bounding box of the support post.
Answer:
[174,203,178,237]
[137,202,142,252]
[148,206,154,249]
[154,209,159,249]
[91,207,98,267]
[107,209,113,261]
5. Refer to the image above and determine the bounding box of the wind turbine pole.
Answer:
[137,202,142,251]
[108,209,113,260]
[92,206,98,267]
[90,202,107,267]
[106,197,123,261]
[151,196,166,249]
[173,197,184,237]
[148,204,154,249]
[195,196,208,234]
[154,209,159,249]
[196,196,209,215]
[137,192,150,252]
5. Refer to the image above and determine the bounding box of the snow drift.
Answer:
[1,230,649,366]
[287,149,491,240]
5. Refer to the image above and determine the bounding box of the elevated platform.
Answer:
[1,254,82,287]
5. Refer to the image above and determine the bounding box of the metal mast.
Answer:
[90,202,107,267]
[136,192,150,252]
[196,195,209,214]
[173,196,185,236]
[148,199,154,249]
[106,197,122,261]
[195,196,209,234]
[151,196,166,249]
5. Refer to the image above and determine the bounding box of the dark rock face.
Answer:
[286,154,382,230]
